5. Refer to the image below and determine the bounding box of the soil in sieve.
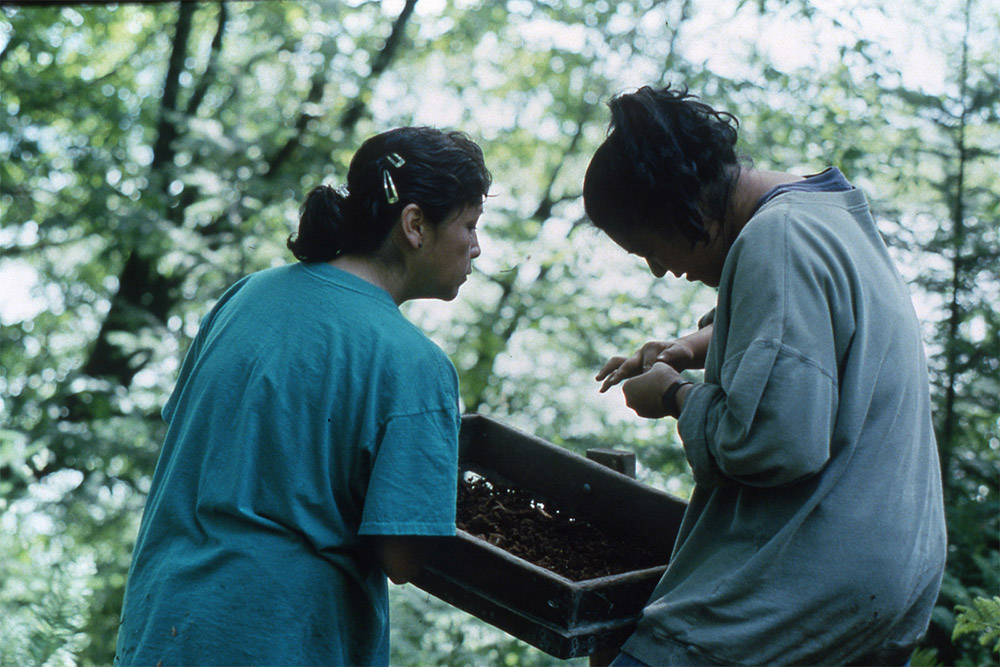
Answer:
[456,471,665,581]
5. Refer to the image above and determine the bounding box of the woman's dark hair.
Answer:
[287,126,491,262]
[583,85,740,245]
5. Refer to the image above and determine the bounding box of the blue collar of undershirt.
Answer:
[752,167,855,216]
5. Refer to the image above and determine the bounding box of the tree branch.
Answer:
[532,111,589,221]
[338,0,419,133]
[185,1,227,116]
[265,64,329,175]
[206,0,421,234]
[150,0,195,173]
[80,2,196,383]
[462,105,594,410]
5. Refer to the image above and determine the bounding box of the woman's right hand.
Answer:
[596,325,713,393]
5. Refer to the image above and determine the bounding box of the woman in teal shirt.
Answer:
[586,86,945,666]
[115,127,491,666]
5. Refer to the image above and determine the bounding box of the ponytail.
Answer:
[287,185,363,262]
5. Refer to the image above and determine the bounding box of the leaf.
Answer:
[952,596,1000,654]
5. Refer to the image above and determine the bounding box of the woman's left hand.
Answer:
[621,362,683,419]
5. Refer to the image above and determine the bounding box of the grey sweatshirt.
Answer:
[623,185,947,665]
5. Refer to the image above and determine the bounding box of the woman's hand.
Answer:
[596,325,713,393]
[374,535,443,585]
[621,362,684,419]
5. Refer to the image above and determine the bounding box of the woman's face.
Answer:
[606,223,726,288]
[419,203,483,300]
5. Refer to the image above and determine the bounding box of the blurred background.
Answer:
[1,0,997,664]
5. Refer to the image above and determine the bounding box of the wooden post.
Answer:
[585,448,637,478]
[586,447,637,667]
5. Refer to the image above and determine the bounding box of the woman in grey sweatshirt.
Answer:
[585,85,946,666]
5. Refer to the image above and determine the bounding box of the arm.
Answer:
[678,216,845,488]
[359,408,459,581]
[616,361,694,419]
[596,324,713,393]
[373,535,443,585]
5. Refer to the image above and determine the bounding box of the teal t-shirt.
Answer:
[114,263,460,666]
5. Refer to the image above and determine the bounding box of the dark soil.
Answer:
[456,471,664,581]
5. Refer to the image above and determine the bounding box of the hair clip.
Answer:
[383,170,399,204]
[386,153,406,168]
[335,184,350,198]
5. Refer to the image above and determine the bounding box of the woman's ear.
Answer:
[400,203,425,250]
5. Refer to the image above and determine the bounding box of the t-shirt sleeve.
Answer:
[162,312,212,425]
[678,209,841,488]
[358,406,460,537]
[162,275,253,424]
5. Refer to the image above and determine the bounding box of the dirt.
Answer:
[456,471,664,581]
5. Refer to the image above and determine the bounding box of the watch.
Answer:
[661,380,694,417]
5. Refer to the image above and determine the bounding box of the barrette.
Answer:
[383,170,399,204]
[386,153,406,168]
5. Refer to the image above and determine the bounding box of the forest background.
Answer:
[1,0,997,665]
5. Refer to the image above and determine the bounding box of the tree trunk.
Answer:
[938,0,973,490]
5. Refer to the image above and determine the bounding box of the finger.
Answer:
[600,374,621,393]
[617,354,644,377]
[601,371,627,392]
[640,344,666,368]
[600,355,644,392]
[595,356,627,382]
[655,345,690,370]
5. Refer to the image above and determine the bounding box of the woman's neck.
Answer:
[728,168,805,231]
[329,255,406,305]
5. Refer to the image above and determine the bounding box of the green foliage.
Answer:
[953,596,1000,655]
[908,646,943,667]
[390,585,583,667]
[0,495,95,664]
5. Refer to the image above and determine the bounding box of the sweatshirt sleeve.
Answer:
[677,207,843,488]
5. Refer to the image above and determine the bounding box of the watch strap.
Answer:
[661,380,694,417]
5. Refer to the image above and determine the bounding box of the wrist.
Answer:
[661,380,694,418]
